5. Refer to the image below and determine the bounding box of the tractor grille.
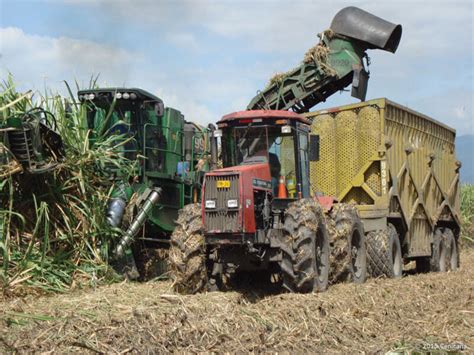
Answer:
[204,174,240,232]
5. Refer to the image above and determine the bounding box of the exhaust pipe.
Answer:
[114,187,162,258]
[208,123,218,171]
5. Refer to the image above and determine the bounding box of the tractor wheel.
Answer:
[280,199,329,293]
[431,228,459,272]
[366,224,403,278]
[327,204,367,284]
[168,204,208,294]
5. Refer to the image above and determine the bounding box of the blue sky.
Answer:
[0,0,473,135]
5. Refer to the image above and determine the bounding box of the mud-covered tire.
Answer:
[168,204,208,294]
[327,204,367,284]
[431,228,458,272]
[366,224,402,278]
[280,199,329,293]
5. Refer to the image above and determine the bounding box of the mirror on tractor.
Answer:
[154,102,164,117]
[309,134,320,161]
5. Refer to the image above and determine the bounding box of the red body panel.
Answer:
[203,163,272,234]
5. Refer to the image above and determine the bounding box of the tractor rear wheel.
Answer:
[280,199,329,293]
[168,204,208,294]
[327,204,367,284]
[366,224,402,278]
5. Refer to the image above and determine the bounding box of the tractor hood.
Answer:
[330,6,402,53]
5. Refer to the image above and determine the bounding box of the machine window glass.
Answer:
[298,132,310,197]
[234,127,268,165]
[86,104,138,160]
[231,125,297,196]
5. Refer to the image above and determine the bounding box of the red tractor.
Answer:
[169,110,366,293]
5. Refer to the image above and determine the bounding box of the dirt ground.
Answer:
[1,250,473,353]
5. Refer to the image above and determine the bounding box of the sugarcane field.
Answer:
[0,1,473,353]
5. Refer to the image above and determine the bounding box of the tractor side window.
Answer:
[269,133,297,198]
[222,130,236,167]
[298,132,310,198]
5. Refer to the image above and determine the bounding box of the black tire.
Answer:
[430,228,444,272]
[443,229,459,271]
[168,204,208,294]
[280,199,329,293]
[431,228,458,272]
[366,224,403,278]
[327,204,367,284]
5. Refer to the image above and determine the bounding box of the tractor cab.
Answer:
[217,110,315,199]
[203,110,318,237]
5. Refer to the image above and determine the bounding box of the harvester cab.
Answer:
[169,110,329,294]
[78,88,215,277]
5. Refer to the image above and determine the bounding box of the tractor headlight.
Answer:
[205,200,216,209]
[227,199,238,208]
[115,92,122,99]
[122,92,130,99]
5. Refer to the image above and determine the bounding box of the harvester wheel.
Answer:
[280,199,329,293]
[327,204,367,284]
[366,224,402,278]
[131,243,169,280]
[168,204,208,294]
[431,228,458,272]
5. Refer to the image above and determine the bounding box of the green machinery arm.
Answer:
[247,7,402,113]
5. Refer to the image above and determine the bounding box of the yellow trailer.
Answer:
[306,98,461,276]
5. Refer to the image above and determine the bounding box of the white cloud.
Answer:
[0,27,133,92]
[2,1,473,134]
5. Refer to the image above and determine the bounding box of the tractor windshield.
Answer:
[228,125,297,196]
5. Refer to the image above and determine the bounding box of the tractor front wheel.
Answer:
[168,204,208,294]
[280,199,329,293]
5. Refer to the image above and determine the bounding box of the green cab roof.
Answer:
[77,87,163,103]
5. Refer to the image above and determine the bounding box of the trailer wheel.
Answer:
[443,229,459,271]
[366,224,402,278]
[168,204,208,294]
[431,228,458,272]
[280,199,329,293]
[327,204,367,284]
